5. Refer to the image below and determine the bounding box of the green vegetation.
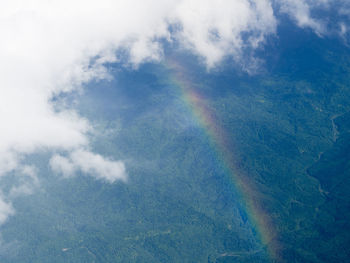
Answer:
[1,21,350,263]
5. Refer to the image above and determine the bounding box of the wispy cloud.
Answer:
[0,197,14,225]
[50,150,126,183]
[278,0,327,35]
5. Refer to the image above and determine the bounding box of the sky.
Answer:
[0,0,349,227]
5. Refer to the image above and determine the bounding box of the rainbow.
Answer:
[164,59,281,262]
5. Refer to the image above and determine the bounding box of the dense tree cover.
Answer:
[0,19,350,262]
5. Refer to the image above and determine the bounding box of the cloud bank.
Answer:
[0,0,278,223]
[0,0,347,224]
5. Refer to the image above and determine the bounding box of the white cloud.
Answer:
[0,0,344,225]
[340,22,347,36]
[276,0,350,38]
[9,166,40,197]
[278,0,327,35]
[0,0,278,180]
[171,0,276,67]
[49,155,76,178]
[50,150,126,183]
[0,0,279,210]
[0,198,14,225]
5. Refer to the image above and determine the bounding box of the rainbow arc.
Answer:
[165,59,280,262]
